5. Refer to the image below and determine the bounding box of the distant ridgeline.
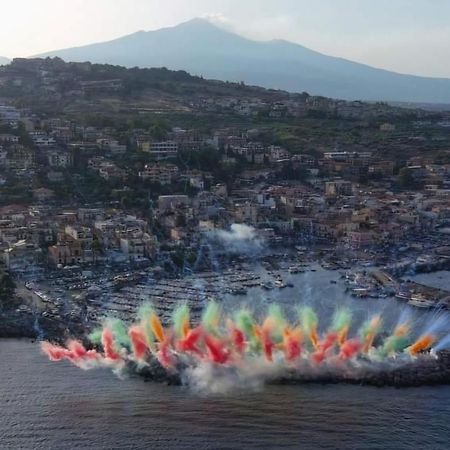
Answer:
[0,57,421,121]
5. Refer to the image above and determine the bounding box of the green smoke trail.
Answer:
[379,323,411,357]
[107,318,131,349]
[88,328,103,345]
[379,335,410,357]
[299,306,318,334]
[172,303,190,338]
[359,315,381,341]
[234,308,255,337]
[332,309,352,332]
[267,304,286,343]
[234,308,261,353]
[138,303,156,349]
[202,301,220,334]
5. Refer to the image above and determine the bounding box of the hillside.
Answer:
[0,56,10,66]
[35,18,450,104]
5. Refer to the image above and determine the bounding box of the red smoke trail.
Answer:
[157,333,175,368]
[231,327,246,354]
[204,334,230,364]
[283,328,303,362]
[67,340,88,359]
[176,326,204,356]
[102,328,121,361]
[285,338,302,361]
[261,328,274,362]
[128,326,149,360]
[312,333,338,364]
[41,342,67,361]
[321,333,338,353]
[339,339,361,360]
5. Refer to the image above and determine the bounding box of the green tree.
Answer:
[0,273,16,307]
[398,167,414,189]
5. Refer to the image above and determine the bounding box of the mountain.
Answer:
[0,56,10,66]
[35,18,450,103]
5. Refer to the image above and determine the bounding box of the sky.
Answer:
[1,0,450,78]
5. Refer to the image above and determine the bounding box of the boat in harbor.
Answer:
[351,287,370,298]
[261,281,275,290]
[229,287,248,296]
[395,291,411,301]
[408,293,436,309]
[288,265,305,274]
[275,279,287,289]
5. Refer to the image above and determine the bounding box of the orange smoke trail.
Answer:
[182,317,190,339]
[151,313,165,343]
[394,323,410,337]
[338,325,349,346]
[409,335,435,356]
[310,327,319,350]
[362,316,381,353]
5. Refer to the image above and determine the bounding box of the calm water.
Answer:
[2,339,450,450]
[2,269,450,449]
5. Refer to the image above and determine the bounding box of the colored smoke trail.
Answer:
[41,302,448,389]
[409,335,435,356]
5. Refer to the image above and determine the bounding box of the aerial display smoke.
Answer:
[41,301,449,391]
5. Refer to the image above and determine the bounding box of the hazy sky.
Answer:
[1,0,450,77]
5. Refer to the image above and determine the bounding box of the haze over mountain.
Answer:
[0,56,10,65]
[36,18,450,103]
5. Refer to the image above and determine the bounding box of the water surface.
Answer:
[2,339,450,450]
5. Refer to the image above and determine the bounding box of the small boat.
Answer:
[408,293,436,309]
[351,288,370,298]
[261,281,275,290]
[230,287,247,296]
[395,291,410,301]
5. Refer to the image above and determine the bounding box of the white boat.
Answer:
[408,293,436,309]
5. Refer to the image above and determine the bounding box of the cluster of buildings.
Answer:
[0,58,449,282]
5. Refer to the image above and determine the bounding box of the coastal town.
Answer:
[0,57,449,337]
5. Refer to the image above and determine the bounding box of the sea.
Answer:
[1,269,450,449]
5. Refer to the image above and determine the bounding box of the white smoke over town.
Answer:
[208,224,264,254]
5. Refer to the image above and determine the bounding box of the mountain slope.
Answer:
[36,18,450,103]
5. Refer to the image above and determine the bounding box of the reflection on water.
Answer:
[2,339,450,450]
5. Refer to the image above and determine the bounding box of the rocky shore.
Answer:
[276,352,450,387]
[0,311,85,341]
[136,352,450,388]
